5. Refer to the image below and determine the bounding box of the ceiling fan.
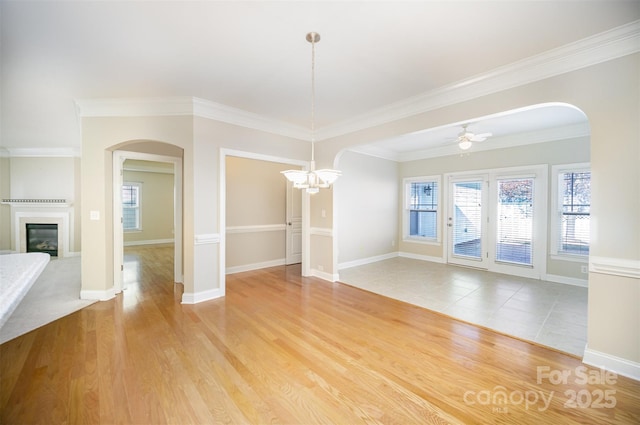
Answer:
[455,124,492,150]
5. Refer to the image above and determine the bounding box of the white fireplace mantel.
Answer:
[2,198,73,208]
[10,202,75,257]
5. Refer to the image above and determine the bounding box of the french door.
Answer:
[446,167,547,279]
[448,176,489,269]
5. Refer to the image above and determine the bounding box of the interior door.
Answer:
[285,180,302,265]
[447,176,489,269]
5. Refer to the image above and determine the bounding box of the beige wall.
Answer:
[81,116,195,298]
[123,164,175,245]
[80,114,309,301]
[0,154,10,251]
[225,156,290,269]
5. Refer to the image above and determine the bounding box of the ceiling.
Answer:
[1,1,639,158]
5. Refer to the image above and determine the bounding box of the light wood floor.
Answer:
[2,246,639,424]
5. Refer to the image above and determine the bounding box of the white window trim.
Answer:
[123,181,143,232]
[550,163,590,262]
[402,175,441,245]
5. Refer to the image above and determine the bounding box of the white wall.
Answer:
[336,150,398,266]
[9,157,76,201]
[6,156,81,252]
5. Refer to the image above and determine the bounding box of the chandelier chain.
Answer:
[280,31,340,193]
[310,33,316,160]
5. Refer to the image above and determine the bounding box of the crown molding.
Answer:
[317,20,640,141]
[191,98,309,141]
[5,147,81,158]
[74,21,639,144]
[75,96,310,141]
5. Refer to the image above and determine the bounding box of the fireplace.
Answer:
[26,223,59,256]
[2,198,73,257]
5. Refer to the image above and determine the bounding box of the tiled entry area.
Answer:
[338,257,588,357]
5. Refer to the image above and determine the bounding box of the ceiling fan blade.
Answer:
[470,132,492,142]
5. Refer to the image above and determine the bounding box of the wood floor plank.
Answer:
[1,245,639,424]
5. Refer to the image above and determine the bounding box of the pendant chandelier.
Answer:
[282,32,341,194]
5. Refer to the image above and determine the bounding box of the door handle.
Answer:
[288,222,292,226]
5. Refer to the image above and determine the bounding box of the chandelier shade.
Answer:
[281,32,341,194]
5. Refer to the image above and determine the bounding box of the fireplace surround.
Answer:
[3,199,74,258]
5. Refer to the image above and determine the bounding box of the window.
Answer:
[122,182,142,231]
[496,177,534,266]
[552,165,590,257]
[404,177,440,242]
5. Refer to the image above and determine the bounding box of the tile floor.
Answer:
[338,257,588,357]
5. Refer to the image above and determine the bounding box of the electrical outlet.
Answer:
[581,265,588,274]
[317,265,324,272]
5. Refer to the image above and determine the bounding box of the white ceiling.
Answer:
[1,1,639,158]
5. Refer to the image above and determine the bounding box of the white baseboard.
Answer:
[312,268,339,282]
[124,238,174,247]
[226,258,286,275]
[338,252,399,270]
[398,251,446,263]
[181,288,224,304]
[583,346,640,382]
[80,288,116,301]
[545,274,588,287]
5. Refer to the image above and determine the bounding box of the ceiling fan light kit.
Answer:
[458,140,473,150]
[281,32,342,194]
[455,124,492,150]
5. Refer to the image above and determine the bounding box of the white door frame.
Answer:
[113,150,183,293]
[444,165,548,280]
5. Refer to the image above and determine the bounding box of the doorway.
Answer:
[220,149,309,279]
[445,165,547,279]
[113,150,183,293]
